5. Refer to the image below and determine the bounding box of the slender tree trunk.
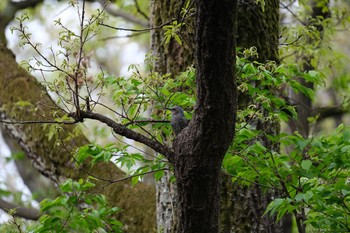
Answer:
[288,0,330,138]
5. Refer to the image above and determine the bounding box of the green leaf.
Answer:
[174,34,182,45]
[60,179,73,192]
[131,176,139,185]
[301,160,312,171]
[154,170,165,181]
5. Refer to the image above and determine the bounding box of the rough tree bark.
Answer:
[169,1,237,232]
[1,1,237,232]
[150,0,195,75]
[150,0,237,232]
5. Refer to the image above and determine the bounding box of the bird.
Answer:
[169,106,189,135]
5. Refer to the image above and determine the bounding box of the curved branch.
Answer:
[9,0,43,9]
[95,0,148,27]
[312,106,349,122]
[0,198,40,220]
[100,18,175,33]
[78,111,172,158]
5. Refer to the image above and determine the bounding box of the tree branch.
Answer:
[77,111,172,158]
[311,106,349,122]
[123,119,169,127]
[100,18,175,32]
[9,0,43,9]
[0,119,76,125]
[94,0,148,27]
[0,198,40,220]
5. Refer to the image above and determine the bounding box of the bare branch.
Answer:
[100,18,176,32]
[96,0,148,27]
[311,106,349,121]
[0,198,40,220]
[0,119,76,125]
[133,0,149,21]
[123,119,169,127]
[76,111,172,158]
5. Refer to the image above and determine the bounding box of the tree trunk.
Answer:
[174,164,222,233]
[150,0,287,232]
[288,0,330,138]
[171,0,237,232]
[150,0,195,76]
[150,0,195,231]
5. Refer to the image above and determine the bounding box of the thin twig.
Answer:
[123,119,169,127]
[0,119,77,125]
[133,0,149,20]
[99,18,176,32]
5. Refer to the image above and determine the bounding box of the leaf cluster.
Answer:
[223,51,350,231]
[29,178,122,233]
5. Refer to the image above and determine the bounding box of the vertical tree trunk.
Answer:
[173,164,222,233]
[233,0,287,232]
[150,0,195,231]
[288,0,330,138]
[171,0,237,232]
[150,0,195,75]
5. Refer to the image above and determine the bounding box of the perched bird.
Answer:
[170,106,189,135]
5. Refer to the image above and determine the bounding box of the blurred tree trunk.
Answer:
[150,0,195,232]
[0,43,156,233]
[288,0,330,138]
[231,0,289,232]
[1,129,54,201]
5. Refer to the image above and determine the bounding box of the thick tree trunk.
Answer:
[150,0,283,232]
[174,165,221,233]
[150,0,195,76]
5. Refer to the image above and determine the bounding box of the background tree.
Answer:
[227,0,289,231]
